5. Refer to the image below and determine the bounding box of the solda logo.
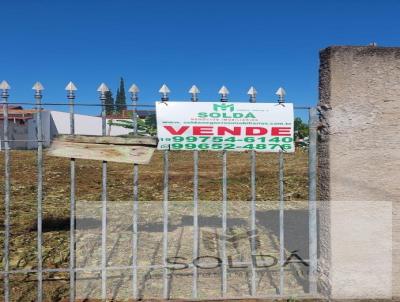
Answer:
[213,103,234,112]
[197,103,256,118]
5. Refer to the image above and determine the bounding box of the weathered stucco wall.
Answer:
[318,46,400,299]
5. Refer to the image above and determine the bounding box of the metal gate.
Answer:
[0,80,318,301]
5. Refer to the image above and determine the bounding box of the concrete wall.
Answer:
[318,46,400,299]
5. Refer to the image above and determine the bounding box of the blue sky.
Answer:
[1,0,399,119]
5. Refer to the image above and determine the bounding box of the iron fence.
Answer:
[0,81,318,301]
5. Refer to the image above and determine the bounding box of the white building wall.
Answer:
[29,111,51,148]
[49,111,132,137]
[1,111,132,150]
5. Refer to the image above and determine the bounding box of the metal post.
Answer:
[276,86,286,296]
[279,150,285,295]
[248,86,257,296]
[1,80,11,302]
[219,85,229,296]
[97,83,109,301]
[189,85,200,298]
[129,84,140,299]
[308,107,318,294]
[163,149,169,299]
[159,84,170,299]
[66,81,77,302]
[33,81,44,302]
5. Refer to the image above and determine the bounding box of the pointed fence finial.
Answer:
[129,84,140,134]
[247,86,257,103]
[0,80,10,99]
[97,83,109,94]
[0,80,10,91]
[65,81,77,100]
[32,82,44,101]
[32,81,44,91]
[159,84,170,101]
[129,84,139,103]
[189,85,200,102]
[65,81,77,92]
[275,87,286,104]
[189,85,200,94]
[219,85,229,102]
[159,84,170,94]
[129,84,140,94]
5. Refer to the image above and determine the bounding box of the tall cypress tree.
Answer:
[104,90,114,115]
[115,87,120,113]
[115,77,127,113]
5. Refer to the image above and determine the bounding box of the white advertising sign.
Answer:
[156,102,294,152]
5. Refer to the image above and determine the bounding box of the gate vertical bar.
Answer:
[98,83,109,301]
[308,107,318,294]
[276,87,286,296]
[189,85,200,298]
[221,153,227,296]
[278,150,285,295]
[1,81,11,302]
[163,149,169,299]
[129,84,140,299]
[66,82,77,302]
[219,85,229,296]
[160,84,170,299]
[33,82,44,302]
[132,163,139,299]
[248,86,257,296]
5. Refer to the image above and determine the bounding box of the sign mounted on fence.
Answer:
[47,135,157,164]
[156,101,294,152]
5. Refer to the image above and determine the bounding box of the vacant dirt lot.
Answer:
[0,150,309,301]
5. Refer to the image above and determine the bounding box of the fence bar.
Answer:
[250,150,256,295]
[191,86,199,298]
[3,101,156,107]
[219,86,229,296]
[132,164,139,298]
[3,102,311,110]
[278,150,285,295]
[34,84,44,302]
[67,84,76,302]
[192,150,199,297]
[248,86,257,296]
[162,149,169,299]
[99,86,108,301]
[221,150,227,296]
[131,87,139,299]
[308,107,318,293]
[2,84,10,302]
[161,86,170,299]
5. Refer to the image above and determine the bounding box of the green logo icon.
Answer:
[213,103,234,112]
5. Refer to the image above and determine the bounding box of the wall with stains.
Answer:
[318,46,400,299]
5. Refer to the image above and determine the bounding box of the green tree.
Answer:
[104,90,114,115]
[115,77,127,113]
[294,117,309,140]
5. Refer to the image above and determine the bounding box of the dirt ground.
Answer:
[0,150,310,301]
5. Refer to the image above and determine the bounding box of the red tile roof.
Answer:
[0,105,39,120]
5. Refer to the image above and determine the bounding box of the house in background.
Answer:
[0,105,50,149]
[0,106,132,150]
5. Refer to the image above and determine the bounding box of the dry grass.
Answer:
[0,150,309,301]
